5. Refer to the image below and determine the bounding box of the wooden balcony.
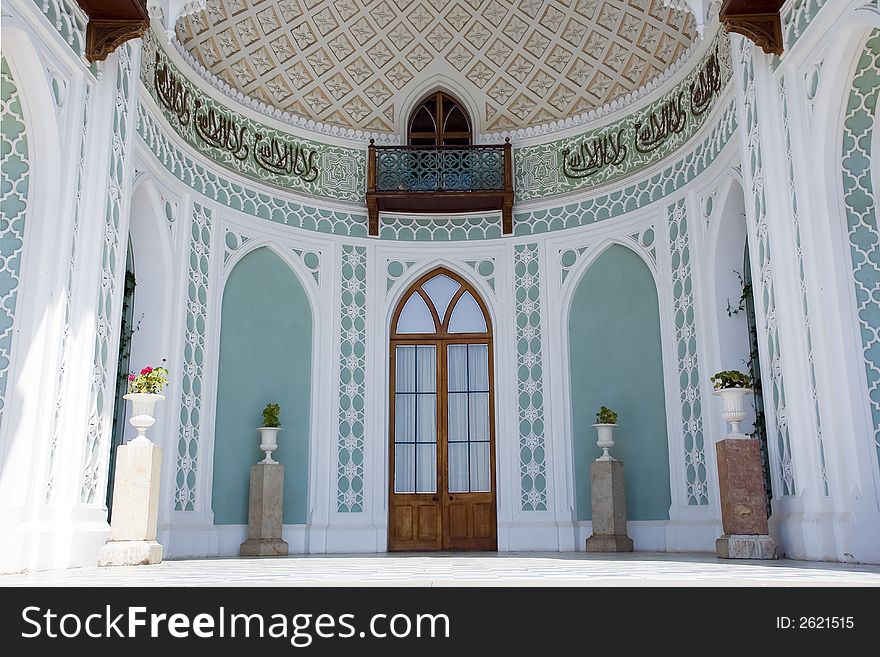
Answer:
[366,140,514,236]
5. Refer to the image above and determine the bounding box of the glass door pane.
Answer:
[447,344,491,493]
[394,345,437,493]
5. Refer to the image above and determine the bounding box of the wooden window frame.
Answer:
[407,91,473,146]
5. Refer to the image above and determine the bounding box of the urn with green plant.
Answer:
[710,370,752,439]
[592,406,619,461]
[257,403,282,464]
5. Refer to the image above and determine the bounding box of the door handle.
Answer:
[448,496,454,501]
[432,496,437,501]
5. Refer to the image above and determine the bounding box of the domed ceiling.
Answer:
[176,0,697,134]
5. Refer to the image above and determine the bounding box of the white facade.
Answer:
[1,0,879,573]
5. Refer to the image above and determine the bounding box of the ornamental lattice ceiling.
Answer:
[176,0,697,134]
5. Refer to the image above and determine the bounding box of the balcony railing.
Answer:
[366,141,513,236]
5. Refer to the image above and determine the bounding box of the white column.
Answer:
[48,43,143,569]
[730,35,840,559]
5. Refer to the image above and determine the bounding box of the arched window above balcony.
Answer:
[407,92,472,146]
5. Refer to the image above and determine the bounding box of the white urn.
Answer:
[591,423,618,461]
[257,427,282,464]
[713,387,751,439]
[123,393,165,444]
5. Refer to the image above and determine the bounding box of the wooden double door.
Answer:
[388,270,497,551]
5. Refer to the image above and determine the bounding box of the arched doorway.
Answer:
[388,269,496,551]
[407,91,472,145]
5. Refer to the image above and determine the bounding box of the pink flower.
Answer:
[141,366,153,375]
[128,374,136,381]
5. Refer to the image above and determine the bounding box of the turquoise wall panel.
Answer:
[569,245,671,521]
[213,247,312,524]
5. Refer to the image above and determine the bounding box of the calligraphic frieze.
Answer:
[141,33,364,202]
[519,31,732,200]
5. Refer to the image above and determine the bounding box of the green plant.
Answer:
[127,362,169,394]
[710,370,752,390]
[262,403,281,428]
[726,269,752,317]
[595,406,618,424]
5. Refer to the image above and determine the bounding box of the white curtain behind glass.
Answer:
[447,344,490,492]
[395,345,437,493]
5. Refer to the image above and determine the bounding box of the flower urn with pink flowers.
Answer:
[123,362,170,444]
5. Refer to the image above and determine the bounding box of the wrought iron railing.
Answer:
[366,141,513,236]
[374,145,507,192]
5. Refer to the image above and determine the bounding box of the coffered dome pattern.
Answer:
[176,0,696,134]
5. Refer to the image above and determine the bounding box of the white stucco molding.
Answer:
[664,0,717,39]
[146,1,205,38]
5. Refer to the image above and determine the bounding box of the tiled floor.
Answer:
[3,552,880,586]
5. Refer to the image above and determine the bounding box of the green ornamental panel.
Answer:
[337,244,368,512]
[842,31,880,473]
[0,57,29,432]
[782,0,830,54]
[379,214,504,241]
[28,0,97,76]
[175,203,213,511]
[514,243,547,511]
[667,200,709,506]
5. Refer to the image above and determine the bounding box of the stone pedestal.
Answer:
[586,459,633,552]
[716,534,778,559]
[715,438,777,559]
[98,439,163,566]
[240,463,288,557]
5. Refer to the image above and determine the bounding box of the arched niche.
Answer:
[569,244,671,521]
[711,178,756,435]
[212,246,312,525]
[121,181,175,444]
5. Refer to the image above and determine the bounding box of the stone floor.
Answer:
[3,552,880,586]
